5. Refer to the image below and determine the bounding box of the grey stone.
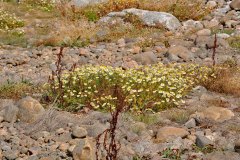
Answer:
[184,118,196,129]
[2,104,19,123]
[167,45,194,61]
[17,96,45,123]
[133,51,158,65]
[196,135,213,148]
[205,151,240,160]
[72,126,88,138]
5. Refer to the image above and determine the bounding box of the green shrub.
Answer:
[46,63,214,112]
[21,0,55,11]
[0,9,24,31]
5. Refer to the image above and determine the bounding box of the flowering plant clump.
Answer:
[21,0,55,12]
[47,63,215,112]
[0,9,24,31]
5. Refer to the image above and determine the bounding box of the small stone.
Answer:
[156,126,189,142]
[133,51,158,65]
[205,151,240,160]
[0,116,3,122]
[2,105,19,123]
[206,1,217,9]
[72,126,88,138]
[234,140,240,153]
[167,45,194,61]
[184,118,196,129]
[72,137,96,160]
[4,150,19,160]
[196,134,213,148]
[58,143,70,152]
[117,38,126,48]
[56,128,65,135]
[2,145,11,151]
[196,29,211,36]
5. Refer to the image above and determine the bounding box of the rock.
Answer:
[203,19,220,29]
[184,118,196,129]
[72,137,96,160]
[72,126,88,138]
[0,116,3,122]
[117,38,126,48]
[200,107,234,123]
[85,122,108,138]
[234,140,240,153]
[216,33,230,39]
[17,96,45,123]
[3,150,19,160]
[206,1,217,9]
[230,0,240,10]
[197,29,211,36]
[69,0,107,7]
[156,127,189,142]
[101,8,181,31]
[167,46,194,61]
[58,143,70,152]
[2,104,19,123]
[196,135,213,148]
[133,51,158,65]
[182,20,203,30]
[205,151,240,160]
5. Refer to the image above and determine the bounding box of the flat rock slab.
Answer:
[156,126,189,143]
[199,106,234,123]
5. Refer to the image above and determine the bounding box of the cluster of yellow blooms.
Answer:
[21,0,55,12]
[50,63,215,112]
[0,9,24,32]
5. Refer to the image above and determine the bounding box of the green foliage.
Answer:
[83,10,99,22]
[160,148,182,160]
[21,0,55,12]
[0,9,24,31]
[228,36,240,49]
[0,80,36,99]
[0,30,27,47]
[192,144,216,154]
[46,63,214,112]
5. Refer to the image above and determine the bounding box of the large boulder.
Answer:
[99,8,181,31]
[230,0,240,10]
[17,96,45,123]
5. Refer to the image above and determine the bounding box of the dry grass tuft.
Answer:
[203,67,240,97]
[81,0,210,21]
[0,81,39,99]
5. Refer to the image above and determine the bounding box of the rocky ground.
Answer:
[1,0,240,160]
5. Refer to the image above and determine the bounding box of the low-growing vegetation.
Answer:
[46,63,215,112]
[0,81,38,99]
[0,9,24,31]
[228,36,240,49]
[203,66,240,97]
